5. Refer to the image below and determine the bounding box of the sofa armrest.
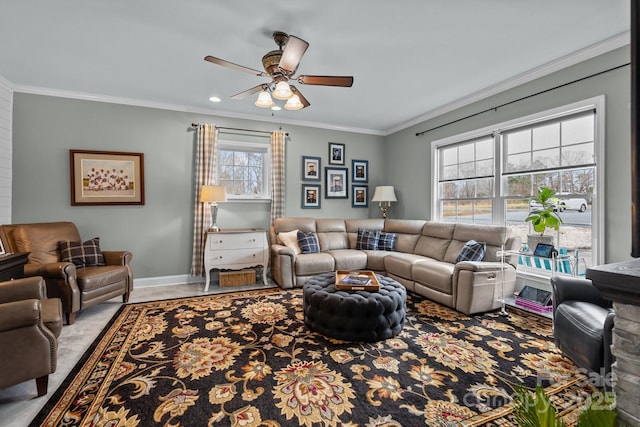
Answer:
[24,262,77,281]
[454,261,504,272]
[270,244,296,289]
[0,277,47,303]
[102,251,133,266]
[0,299,41,332]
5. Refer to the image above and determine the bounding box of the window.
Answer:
[432,97,604,266]
[217,141,271,200]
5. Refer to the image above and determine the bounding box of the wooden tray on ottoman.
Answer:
[335,270,380,291]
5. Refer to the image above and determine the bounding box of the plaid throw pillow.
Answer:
[456,240,486,263]
[356,229,380,250]
[59,237,106,268]
[296,231,319,254]
[378,232,397,251]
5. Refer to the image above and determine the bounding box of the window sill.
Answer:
[226,197,272,204]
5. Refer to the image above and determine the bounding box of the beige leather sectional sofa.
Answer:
[269,217,520,315]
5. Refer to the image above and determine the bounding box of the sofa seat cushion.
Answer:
[412,261,455,295]
[76,266,129,292]
[294,253,336,276]
[326,249,368,271]
[384,253,431,279]
[363,250,391,271]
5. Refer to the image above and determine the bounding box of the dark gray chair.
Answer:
[551,276,615,376]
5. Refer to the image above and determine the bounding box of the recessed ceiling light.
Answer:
[208,96,221,103]
[271,105,281,111]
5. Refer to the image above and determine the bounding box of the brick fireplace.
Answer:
[587,260,640,426]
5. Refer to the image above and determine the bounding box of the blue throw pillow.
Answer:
[456,240,486,262]
[378,232,397,251]
[297,231,320,254]
[356,229,380,250]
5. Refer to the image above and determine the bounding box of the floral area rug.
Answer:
[30,288,586,426]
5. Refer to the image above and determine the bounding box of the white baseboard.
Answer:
[133,274,204,288]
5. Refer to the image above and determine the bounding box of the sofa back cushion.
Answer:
[271,217,317,246]
[444,223,508,263]
[413,221,456,261]
[316,219,349,251]
[13,222,82,264]
[383,219,426,253]
[345,219,384,248]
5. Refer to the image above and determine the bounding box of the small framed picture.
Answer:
[302,156,321,181]
[325,167,348,199]
[328,142,345,165]
[301,184,321,209]
[352,185,369,208]
[352,159,368,183]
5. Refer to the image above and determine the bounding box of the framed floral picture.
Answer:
[302,156,321,181]
[301,184,321,208]
[325,167,348,199]
[352,159,368,183]
[70,150,145,205]
[352,185,368,208]
[328,142,345,165]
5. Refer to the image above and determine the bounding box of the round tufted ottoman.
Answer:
[302,272,406,342]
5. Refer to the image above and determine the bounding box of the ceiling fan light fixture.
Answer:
[272,81,293,100]
[254,91,274,108]
[284,94,304,111]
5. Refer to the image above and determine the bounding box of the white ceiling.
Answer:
[0,1,630,135]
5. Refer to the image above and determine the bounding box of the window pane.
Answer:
[476,178,493,197]
[505,130,530,154]
[506,152,531,172]
[458,145,474,163]
[506,175,532,197]
[562,115,594,145]
[562,142,594,166]
[476,159,493,176]
[532,123,559,150]
[442,165,458,181]
[532,148,560,169]
[441,146,457,166]
[440,182,458,198]
[459,162,476,178]
[476,138,493,160]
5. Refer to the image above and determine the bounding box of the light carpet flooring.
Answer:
[0,280,275,427]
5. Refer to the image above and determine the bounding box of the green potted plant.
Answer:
[511,384,616,427]
[525,187,563,250]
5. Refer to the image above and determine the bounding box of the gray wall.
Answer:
[11,94,384,278]
[385,46,632,263]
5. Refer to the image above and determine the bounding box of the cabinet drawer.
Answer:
[208,233,264,250]
[207,248,266,266]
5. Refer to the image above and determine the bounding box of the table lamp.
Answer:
[371,186,397,219]
[199,185,227,232]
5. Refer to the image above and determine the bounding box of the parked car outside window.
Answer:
[529,195,588,213]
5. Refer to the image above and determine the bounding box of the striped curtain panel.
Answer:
[190,124,219,276]
[270,130,286,222]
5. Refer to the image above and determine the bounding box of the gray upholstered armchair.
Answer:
[0,276,62,397]
[551,275,615,376]
[0,222,133,324]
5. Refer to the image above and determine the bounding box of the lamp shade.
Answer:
[199,185,227,203]
[284,94,304,111]
[272,81,293,100]
[254,91,274,108]
[371,186,397,202]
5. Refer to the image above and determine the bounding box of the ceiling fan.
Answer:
[204,31,354,110]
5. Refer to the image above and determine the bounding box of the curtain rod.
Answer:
[190,124,288,137]
[415,62,630,137]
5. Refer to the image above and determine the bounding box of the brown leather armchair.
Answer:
[0,276,62,397]
[0,222,133,324]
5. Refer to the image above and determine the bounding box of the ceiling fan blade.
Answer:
[297,75,354,87]
[278,35,309,75]
[290,86,310,109]
[204,55,267,77]
[230,84,268,100]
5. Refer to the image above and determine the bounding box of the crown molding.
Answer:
[12,84,385,136]
[386,31,630,136]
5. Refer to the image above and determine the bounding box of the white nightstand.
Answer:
[203,228,269,291]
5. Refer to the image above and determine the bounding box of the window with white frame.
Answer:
[218,140,271,200]
[432,98,603,267]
